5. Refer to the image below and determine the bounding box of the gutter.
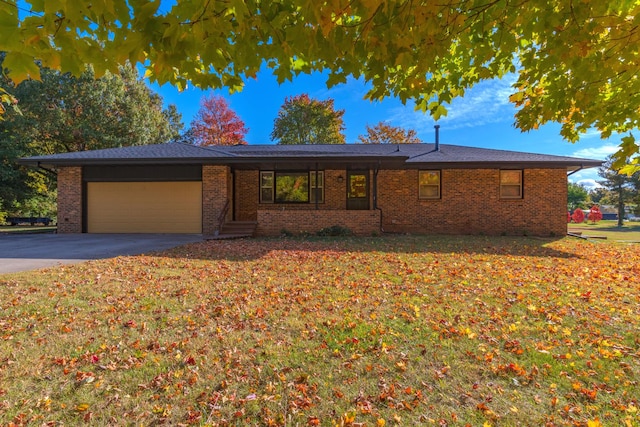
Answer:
[37,162,57,177]
[373,163,384,234]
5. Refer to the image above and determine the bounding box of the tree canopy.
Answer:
[271,94,345,145]
[567,182,590,211]
[358,122,421,144]
[190,95,248,146]
[0,0,638,169]
[0,63,182,216]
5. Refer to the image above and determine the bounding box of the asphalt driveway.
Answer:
[0,234,204,274]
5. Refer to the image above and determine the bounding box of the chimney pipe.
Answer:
[434,125,440,151]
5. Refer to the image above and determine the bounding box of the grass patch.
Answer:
[0,235,638,425]
[569,220,640,242]
[0,225,56,234]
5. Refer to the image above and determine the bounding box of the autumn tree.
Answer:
[1,1,639,170]
[598,156,635,227]
[190,95,248,146]
[271,94,345,145]
[0,63,182,217]
[587,205,603,224]
[571,209,585,224]
[358,122,422,145]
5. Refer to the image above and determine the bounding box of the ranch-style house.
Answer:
[20,141,601,237]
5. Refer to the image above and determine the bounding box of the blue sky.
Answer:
[150,70,618,189]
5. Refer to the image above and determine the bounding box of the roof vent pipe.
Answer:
[434,124,440,151]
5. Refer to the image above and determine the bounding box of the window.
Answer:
[260,171,324,204]
[310,171,324,203]
[500,170,522,198]
[419,170,441,199]
[260,171,274,203]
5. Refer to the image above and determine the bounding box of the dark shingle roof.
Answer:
[19,142,602,170]
[21,143,235,163]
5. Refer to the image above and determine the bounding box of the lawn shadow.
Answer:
[155,234,581,262]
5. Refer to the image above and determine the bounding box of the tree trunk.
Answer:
[617,183,625,227]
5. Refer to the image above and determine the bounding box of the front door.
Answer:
[347,171,369,210]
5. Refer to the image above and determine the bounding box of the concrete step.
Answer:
[219,221,257,237]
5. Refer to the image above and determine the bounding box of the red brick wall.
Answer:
[256,210,381,236]
[238,167,567,236]
[57,167,83,233]
[378,168,567,236]
[202,165,230,235]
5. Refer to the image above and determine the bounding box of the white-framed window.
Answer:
[418,170,441,199]
[260,171,324,204]
[500,170,523,199]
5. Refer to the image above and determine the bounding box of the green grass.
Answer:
[0,225,56,234]
[568,219,640,242]
[0,235,638,426]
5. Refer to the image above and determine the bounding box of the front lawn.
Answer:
[568,220,640,242]
[0,236,638,426]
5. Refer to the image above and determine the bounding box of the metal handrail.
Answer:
[217,199,230,233]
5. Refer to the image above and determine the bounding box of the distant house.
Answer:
[20,142,601,237]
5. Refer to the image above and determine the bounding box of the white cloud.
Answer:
[576,130,604,140]
[389,75,518,133]
[568,168,600,185]
[572,145,619,160]
[575,179,602,189]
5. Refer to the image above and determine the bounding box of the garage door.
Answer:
[87,182,202,233]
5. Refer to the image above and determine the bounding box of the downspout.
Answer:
[374,162,384,234]
[232,167,236,221]
[315,163,319,210]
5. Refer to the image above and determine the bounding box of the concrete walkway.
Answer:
[0,234,204,274]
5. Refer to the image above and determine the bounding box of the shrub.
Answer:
[571,209,585,223]
[316,225,353,236]
[280,229,294,237]
[588,205,603,223]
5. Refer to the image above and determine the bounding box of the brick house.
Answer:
[20,142,601,237]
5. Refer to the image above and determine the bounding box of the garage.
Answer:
[87,181,203,233]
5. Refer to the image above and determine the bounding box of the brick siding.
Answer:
[238,167,567,237]
[56,165,567,236]
[256,210,381,236]
[202,165,230,235]
[57,167,82,233]
[235,169,350,221]
[377,168,567,236]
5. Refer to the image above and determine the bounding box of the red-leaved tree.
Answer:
[588,205,603,223]
[572,208,585,223]
[190,95,248,146]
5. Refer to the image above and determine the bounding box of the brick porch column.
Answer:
[202,165,230,235]
[57,167,83,233]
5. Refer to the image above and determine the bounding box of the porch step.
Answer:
[210,221,257,239]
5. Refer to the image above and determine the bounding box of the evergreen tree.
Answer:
[597,156,634,226]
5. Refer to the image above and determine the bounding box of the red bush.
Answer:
[572,209,585,223]
[588,205,603,223]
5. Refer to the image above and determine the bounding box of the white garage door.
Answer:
[87,182,202,233]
